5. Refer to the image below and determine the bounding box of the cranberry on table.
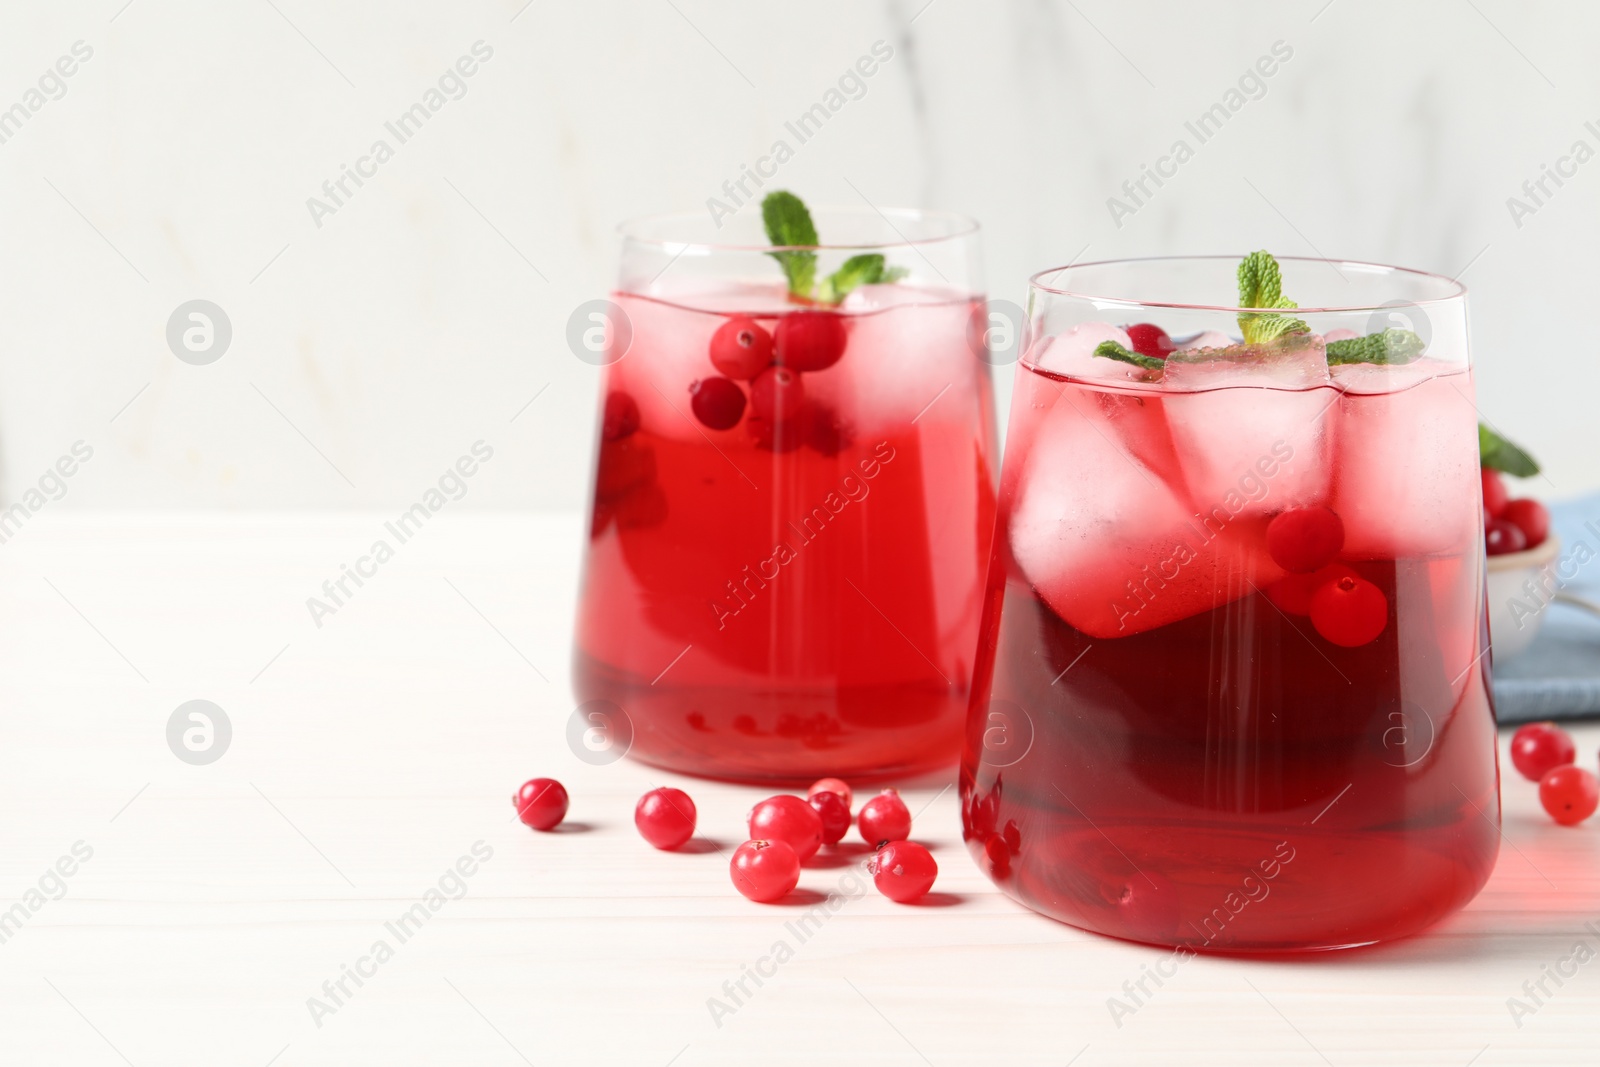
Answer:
[1485,518,1528,556]
[601,391,640,441]
[512,778,568,831]
[748,795,824,861]
[1266,506,1345,574]
[1510,723,1576,782]
[1309,573,1388,647]
[1124,323,1175,360]
[730,839,801,902]
[807,777,853,809]
[750,364,805,423]
[1481,468,1510,518]
[709,316,774,380]
[774,310,847,372]
[1502,498,1550,549]
[808,790,852,845]
[634,787,697,850]
[858,788,912,846]
[1539,765,1599,826]
[689,376,746,430]
[868,841,938,903]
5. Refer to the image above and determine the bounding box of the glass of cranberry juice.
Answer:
[963,256,1498,951]
[574,208,997,782]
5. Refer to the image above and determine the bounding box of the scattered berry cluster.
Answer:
[1481,468,1548,557]
[690,313,849,454]
[511,775,939,904]
[1509,723,1600,826]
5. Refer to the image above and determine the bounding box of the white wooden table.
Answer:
[1,514,1595,1066]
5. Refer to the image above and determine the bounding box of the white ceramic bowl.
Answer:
[1486,535,1561,663]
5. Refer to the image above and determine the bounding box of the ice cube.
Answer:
[1009,394,1283,639]
[1029,322,1150,384]
[1177,329,1234,351]
[1330,360,1479,558]
[1323,328,1360,343]
[817,295,980,432]
[839,281,960,311]
[1160,335,1337,519]
[1329,355,1454,395]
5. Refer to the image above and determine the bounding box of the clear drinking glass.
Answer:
[574,208,997,782]
[962,256,1498,951]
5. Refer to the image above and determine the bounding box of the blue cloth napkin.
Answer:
[1492,492,1600,723]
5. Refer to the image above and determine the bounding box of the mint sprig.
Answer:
[761,190,908,304]
[1236,251,1309,344]
[1325,328,1425,366]
[815,253,908,303]
[1093,339,1165,371]
[762,191,818,299]
[1479,424,1540,477]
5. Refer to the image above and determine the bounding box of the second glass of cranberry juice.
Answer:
[575,208,996,782]
[963,257,1498,952]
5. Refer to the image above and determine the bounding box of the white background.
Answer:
[0,0,1594,513]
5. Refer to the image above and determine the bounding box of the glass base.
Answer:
[574,653,964,784]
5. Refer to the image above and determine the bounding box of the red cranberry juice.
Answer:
[576,284,997,782]
[961,360,1499,951]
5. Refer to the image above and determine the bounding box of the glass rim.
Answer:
[616,206,981,253]
[1028,254,1467,314]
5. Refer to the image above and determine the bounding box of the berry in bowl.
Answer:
[1480,426,1558,662]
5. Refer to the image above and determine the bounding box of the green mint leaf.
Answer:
[1236,250,1308,344]
[1479,423,1541,477]
[818,253,887,305]
[762,190,818,299]
[1237,250,1284,309]
[882,265,910,283]
[1094,339,1166,371]
[1248,313,1311,345]
[1325,328,1426,366]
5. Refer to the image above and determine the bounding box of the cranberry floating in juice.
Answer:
[963,254,1498,952]
[575,192,997,781]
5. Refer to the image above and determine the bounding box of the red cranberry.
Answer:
[1485,518,1528,556]
[1510,722,1576,782]
[983,834,1011,879]
[1124,323,1175,359]
[601,391,640,441]
[615,482,667,529]
[634,787,697,850]
[1502,498,1550,549]
[1266,506,1345,574]
[868,841,938,903]
[730,839,801,902]
[594,439,655,501]
[1481,468,1510,518]
[1265,562,1357,616]
[801,402,848,456]
[709,316,774,379]
[689,376,746,430]
[750,364,805,423]
[807,777,853,809]
[858,789,912,846]
[1309,574,1388,647]
[1539,765,1599,826]
[808,790,852,845]
[746,413,803,453]
[512,778,568,831]
[775,310,847,371]
[748,795,823,862]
